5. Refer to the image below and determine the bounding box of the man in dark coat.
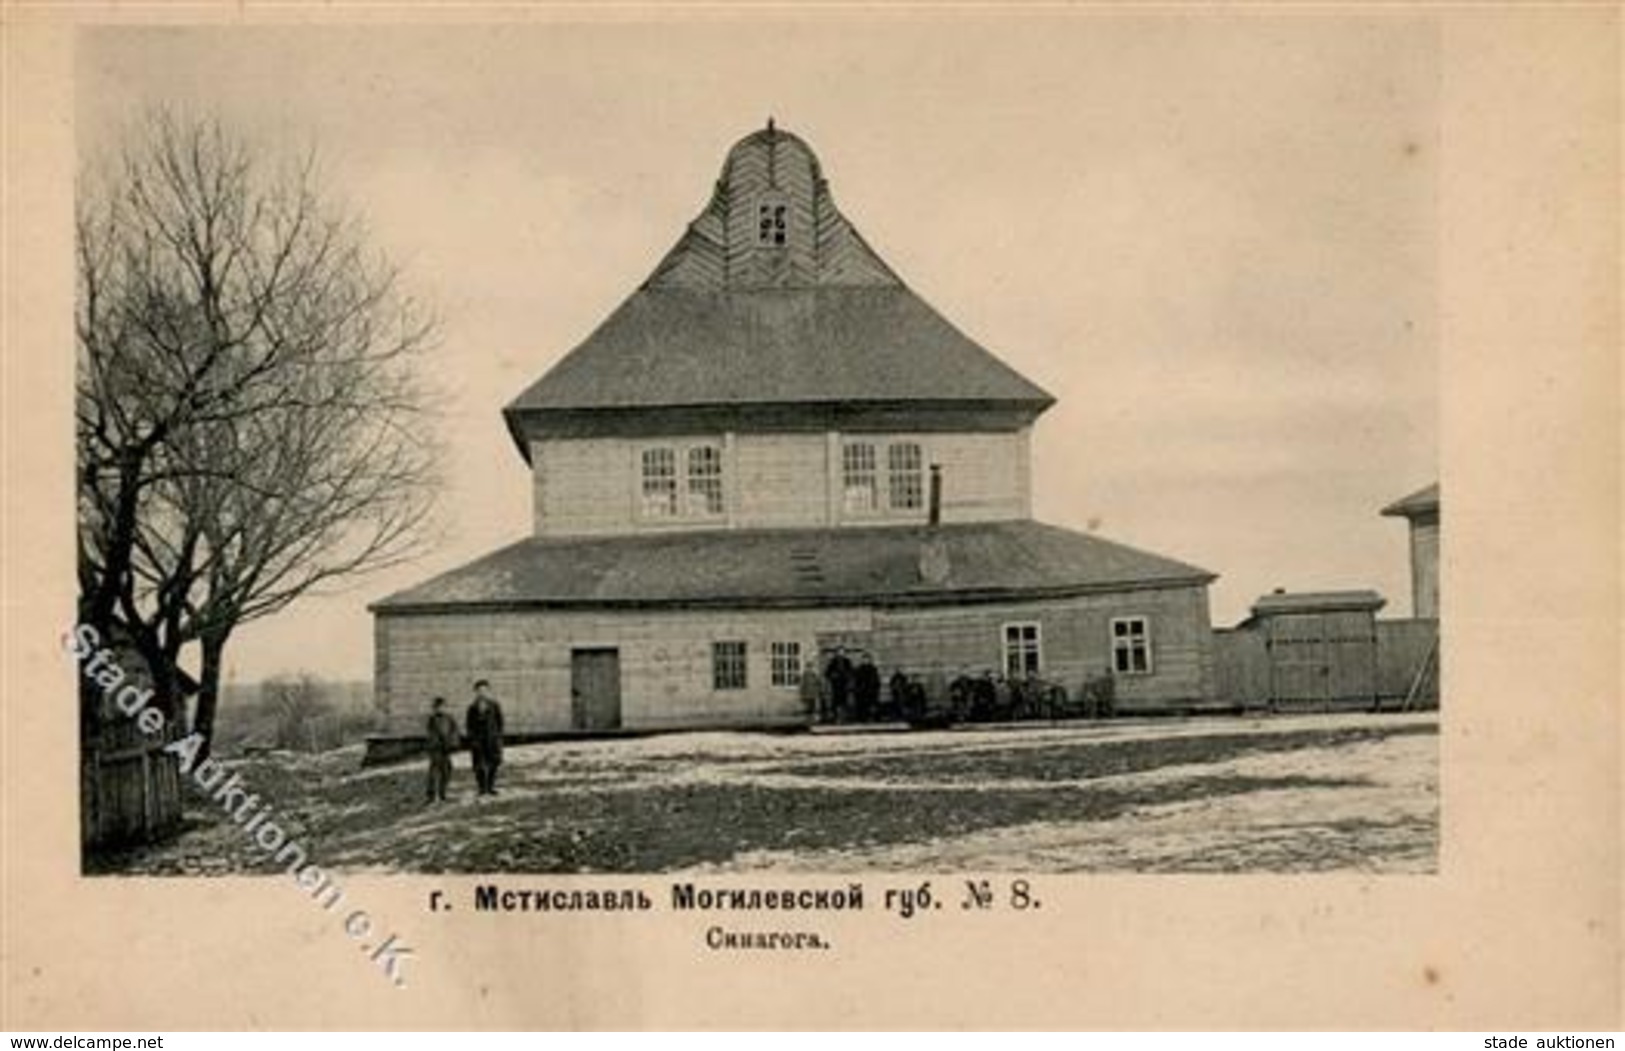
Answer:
[852,652,881,722]
[824,647,854,723]
[465,679,505,796]
[889,668,915,722]
[424,697,459,803]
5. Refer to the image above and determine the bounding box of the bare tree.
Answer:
[77,112,440,757]
[263,673,335,753]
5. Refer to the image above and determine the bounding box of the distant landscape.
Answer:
[211,678,378,757]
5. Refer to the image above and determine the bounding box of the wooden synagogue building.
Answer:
[370,123,1219,735]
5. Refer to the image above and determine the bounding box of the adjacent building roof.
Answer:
[1246,589,1387,620]
[1381,482,1439,519]
[371,521,1216,614]
[503,123,1054,446]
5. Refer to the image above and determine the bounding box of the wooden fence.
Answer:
[1213,617,1438,711]
[1374,617,1440,706]
[82,718,184,849]
[80,646,186,851]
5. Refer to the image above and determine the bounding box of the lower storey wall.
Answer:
[377,606,870,734]
[376,584,1216,733]
[868,585,1214,710]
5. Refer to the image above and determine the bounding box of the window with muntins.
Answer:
[757,200,788,247]
[687,445,725,516]
[1111,617,1153,675]
[713,641,748,690]
[640,447,678,518]
[641,442,724,520]
[845,439,927,515]
[842,442,878,513]
[1004,622,1042,678]
[888,442,923,510]
[770,641,802,687]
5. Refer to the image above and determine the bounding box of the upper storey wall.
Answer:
[530,428,1032,538]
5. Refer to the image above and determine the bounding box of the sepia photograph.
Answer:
[71,19,1440,879]
[3,3,1617,1033]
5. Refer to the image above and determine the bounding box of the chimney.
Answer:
[928,464,943,527]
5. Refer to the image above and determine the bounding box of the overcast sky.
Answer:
[78,16,1438,685]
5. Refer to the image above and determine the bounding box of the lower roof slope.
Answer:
[373,520,1215,614]
[504,287,1054,416]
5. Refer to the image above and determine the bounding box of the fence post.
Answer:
[139,746,153,839]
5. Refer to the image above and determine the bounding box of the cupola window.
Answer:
[757,197,788,248]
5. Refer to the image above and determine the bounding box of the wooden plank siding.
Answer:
[80,647,185,848]
[375,585,1218,733]
[866,585,1215,710]
[1410,519,1440,618]
[376,606,872,734]
[1212,628,1270,709]
[736,433,829,528]
[1263,609,1379,710]
[1212,616,1439,709]
[1376,617,1440,704]
[530,430,1031,537]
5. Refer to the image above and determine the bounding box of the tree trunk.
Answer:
[81,451,150,634]
[191,630,229,765]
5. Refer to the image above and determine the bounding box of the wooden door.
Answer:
[571,648,622,731]
[1267,614,1330,709]
[1323,611,1378,707]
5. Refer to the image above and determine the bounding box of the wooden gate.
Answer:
[82,693,184,850]
[570,648,622,730]
[1265,609,1380,711]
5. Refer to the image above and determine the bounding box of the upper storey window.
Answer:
[640,448,678,518]
[842,442,878,513]
[687,445,725,516]
[757,196,788,248]
[888,442,923,510]
[844,440,924,515]
[641,442,725,520]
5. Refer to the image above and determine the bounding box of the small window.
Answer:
[757,201,788,247]
[641,447,677,518]
[842,442,878,513]
[713,641,748,690]
[686,445,724,516]
[1003,622,1042,678]
[770,641,802,687]
[887,442,923,510]
[1112,617,1153,675]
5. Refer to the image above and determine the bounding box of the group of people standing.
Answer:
[803,646,924,723]
[423,679,506,803]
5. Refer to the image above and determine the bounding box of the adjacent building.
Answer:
[371,123,1219,734]
[1382,482,1440,619]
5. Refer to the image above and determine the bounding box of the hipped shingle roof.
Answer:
[372,521,1215,614]
[504,124,1053,424]
[506,287,1053,413]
